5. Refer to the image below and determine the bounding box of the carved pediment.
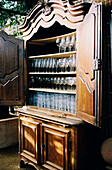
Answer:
[19,0,91,40]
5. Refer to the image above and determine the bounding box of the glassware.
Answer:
[56,38,61,53]
[69,35,76,51]
[49,58,52,72]
[66,36,71,52]
[59,93,62,110]
[37,59,41,72]
[67,77,74,91]
[72,54,76,71]
[35,59,38,72]
[63,58,69,72]
[68,55,72,72]
[59,58,64,72]
[63,77,67,90]
[60,37,66,53]
[46,58,50,72]
[47,93,50,108]
[51,78,54,89]
[56,77,60,90]
[52,58,55,72]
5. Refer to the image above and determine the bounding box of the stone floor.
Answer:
[0,145,35,170]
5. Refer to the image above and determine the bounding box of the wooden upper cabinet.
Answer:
[76,4,102,127]
[0,31,24,105]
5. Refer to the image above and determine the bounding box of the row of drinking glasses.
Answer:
[29,54,76,73]
[56,35,76,52]
[29,91,76,114]
[29,76,76,91]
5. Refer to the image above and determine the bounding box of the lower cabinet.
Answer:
[18,112,100,170]
[19,117,40,165]
[42,123,70,170]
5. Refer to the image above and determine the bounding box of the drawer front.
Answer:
[42,124,70,170]
[19,117,40,164]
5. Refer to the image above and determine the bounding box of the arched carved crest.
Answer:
[19,0,91,41]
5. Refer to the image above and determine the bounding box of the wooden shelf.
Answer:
[29,88,76,94]
[28,31,76,45]
[29,71,76,75]
[29,51,76,59]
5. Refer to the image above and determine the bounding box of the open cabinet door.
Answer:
[0,31,24,106]
[76,3,102,127]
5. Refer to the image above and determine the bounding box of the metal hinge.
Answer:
[92,59,101,71]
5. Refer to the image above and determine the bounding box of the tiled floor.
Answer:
[0,145,35,170]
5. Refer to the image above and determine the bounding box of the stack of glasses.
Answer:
[29,77,76,91]
[29,91,76,114]
[29,54,76,73]
[56,35,76,52]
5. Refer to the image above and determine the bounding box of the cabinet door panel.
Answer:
[20,117,40,164]
[0,31,24,105]
[42,124,70,170]
[77,4,102,126]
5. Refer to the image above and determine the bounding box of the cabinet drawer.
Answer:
[19,117,40,164]
[42,124,70,170]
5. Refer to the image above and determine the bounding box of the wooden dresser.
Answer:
[0,0,112,169]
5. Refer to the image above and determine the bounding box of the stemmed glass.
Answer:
[60,37,66,52]
[63,58,69,72]
[51,78,54,89]
[43,58,47,72]
[72,54,76,70]
[54,77,58,90]
[67,77,74,91]
[66,36,71,52]
[59,58,64,72]
[56,38,61,53]
[59,77,64,90]
[46,58,50,72]
[37,59,41,72]
[73,77,76,91]
[49,58,52,72]
[68,55,74,72]
[63,77,68,90]
[69,35,76,51]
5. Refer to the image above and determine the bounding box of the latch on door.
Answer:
[92,59,101,71]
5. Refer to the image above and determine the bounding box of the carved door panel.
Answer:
[19,117,40,164]
[76,4,102,126]
[0,31,24,105]
[42,124,70,170]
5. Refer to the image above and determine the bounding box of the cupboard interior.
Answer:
[27,31,77,115]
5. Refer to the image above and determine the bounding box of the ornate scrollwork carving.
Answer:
[39,0,52,16]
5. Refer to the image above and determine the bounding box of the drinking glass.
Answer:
[68,55,73,72]
[59,58,64,72]
[49,58,53,72]
[67,77,74,91]
[63,58,69,72]
[51,78,54,89]
[59,77,63,90]
[56,38,61,53]
[37,59,41,72]
[63,77,67,90]
[60,37,66,52]
[53,77,58,90]
[59,93,62,110]
[46,93,50,108]
[52,58,55,72]
[43,58,46,72]
[56,77,60,90]
[66,36,71,52]
[69,35,76,51]
[72,54,76,71]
